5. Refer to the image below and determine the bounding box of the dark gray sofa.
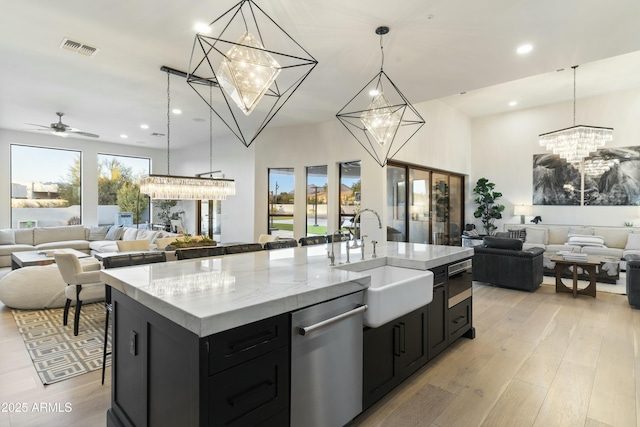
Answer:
[473,236,545,292]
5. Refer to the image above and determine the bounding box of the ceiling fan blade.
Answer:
[24,123,52,129]
[68,129,100,138]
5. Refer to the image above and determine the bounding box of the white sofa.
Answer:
[503,224,640,261]
[0,225,178,268]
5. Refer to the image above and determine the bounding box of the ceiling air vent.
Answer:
[59,38,100,57]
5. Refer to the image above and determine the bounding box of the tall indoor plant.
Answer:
[472,178,505,235]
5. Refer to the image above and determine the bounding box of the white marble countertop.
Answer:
[100,242,473,337]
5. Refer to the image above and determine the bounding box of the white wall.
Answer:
[470,87,640,230]
[0,129,165,228]
[251,98,472,244]
[169,132,256,243]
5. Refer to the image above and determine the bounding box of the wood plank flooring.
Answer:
[0,282,638,426]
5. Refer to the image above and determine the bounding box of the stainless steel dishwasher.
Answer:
[291,291,366,427]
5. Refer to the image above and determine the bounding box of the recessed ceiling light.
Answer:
[140,124,149,129]
[120,134,128,139]
[194,22,211,34]
[517,44,533,55]
[172,108,182,115]
[509,101,517,107]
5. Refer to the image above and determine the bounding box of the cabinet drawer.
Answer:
[448,297,471,341]
[207,313,289,375]
[208,346,289,427]
[430,266,447,286]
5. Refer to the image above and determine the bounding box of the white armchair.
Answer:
[54,253,105,336]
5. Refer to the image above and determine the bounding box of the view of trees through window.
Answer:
[11,145,82,228]
[268,168,295,238]
[306,165,327,236]
[339,161,361,239]
[97,154,150,226]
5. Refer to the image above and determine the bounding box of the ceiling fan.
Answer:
[25,112,99,138]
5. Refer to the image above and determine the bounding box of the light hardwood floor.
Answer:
[1,282,638,426]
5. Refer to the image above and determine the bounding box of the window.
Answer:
[97,154,150,226]
[268,168,294,238]
[306,165,327,236]
[198,200,221,241]
[11,145,82,228]
[387,161,464,245]
[339,161,361,238]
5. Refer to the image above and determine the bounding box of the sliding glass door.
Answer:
[387,161,464,245]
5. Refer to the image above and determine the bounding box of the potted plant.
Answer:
[472,178,505,235]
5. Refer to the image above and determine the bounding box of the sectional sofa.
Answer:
[501,223,640,283]
[0,225,178,268]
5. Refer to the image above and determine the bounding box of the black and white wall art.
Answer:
[533,146,640,206]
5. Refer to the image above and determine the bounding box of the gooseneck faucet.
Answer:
[351,209,383,257]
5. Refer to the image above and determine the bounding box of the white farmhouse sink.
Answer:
[339,264,433,328]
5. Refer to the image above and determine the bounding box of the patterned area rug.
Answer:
[11,302,111,385]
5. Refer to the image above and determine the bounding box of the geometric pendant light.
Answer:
[140,69,236,200]
[187,0,318,148]
[336,26,425,167]
[539,65,613,165]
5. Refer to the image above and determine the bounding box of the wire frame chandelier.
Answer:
[187,0,318,148]
[539,65,613,164]
[336,26,425,167]
[140,69,236,200]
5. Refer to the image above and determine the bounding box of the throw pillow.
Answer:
[155,236,179,250]
[482,236,523,251]
[568,227,594,236]
[121,227,140,241]
[116,239,150,252]
[626,233,640,250]
[105,225,124,241]
[88,226,109,241]
[0,229,16,245]
[507,228,526,242]
[525,227,546,245]
[568,234,606,247]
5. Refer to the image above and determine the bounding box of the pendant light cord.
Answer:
[209,84,213,175]
[572,65,578,126]
[379,33,385,72]
[166,70,171,175]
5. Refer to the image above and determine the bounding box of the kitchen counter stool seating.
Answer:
[264,239,298,250]
[175,246,226,260]
[298,235,327,246]
[53,252,105,336]
[224,243,263,254]
[101,251,167,384]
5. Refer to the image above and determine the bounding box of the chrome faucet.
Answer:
[351,208,382,254]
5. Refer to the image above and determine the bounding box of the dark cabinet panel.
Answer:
[396,309,427,378]
[207,313,289,375]
[448,297,472,342]
[427,284,448,360]
[363,321,399,409]
[208,346,289,427]
[109,288,290,427]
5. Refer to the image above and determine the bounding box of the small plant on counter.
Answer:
[625,221,634,227]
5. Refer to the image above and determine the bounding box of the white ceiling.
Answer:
[1,0,640,149]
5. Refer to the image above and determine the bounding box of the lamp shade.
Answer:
[514,205,532,216]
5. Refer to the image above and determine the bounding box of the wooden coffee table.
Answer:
[11,249,90,270]
[550,255,601,298]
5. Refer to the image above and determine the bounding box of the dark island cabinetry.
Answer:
[107,288,290,427]
[363,259,474,410]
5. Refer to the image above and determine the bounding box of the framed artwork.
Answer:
[533,146,640,206]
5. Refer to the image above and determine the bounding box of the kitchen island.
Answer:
[102,242,473,427]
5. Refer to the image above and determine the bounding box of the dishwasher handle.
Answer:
[298,305,368,336]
